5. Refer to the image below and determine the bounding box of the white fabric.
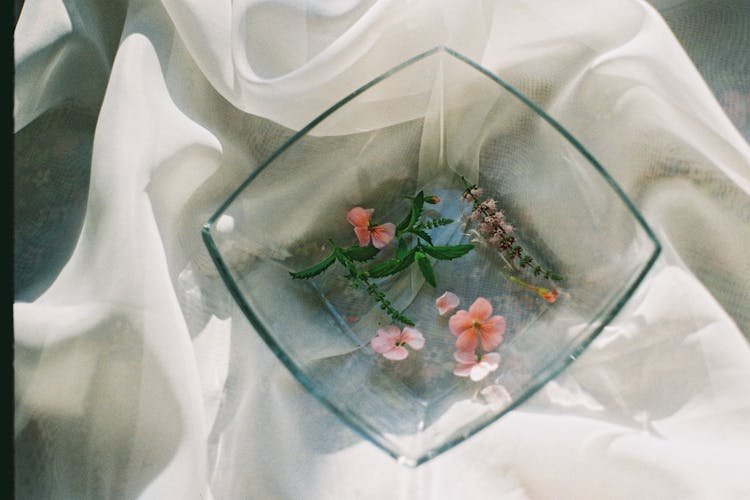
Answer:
[14,0,750,498]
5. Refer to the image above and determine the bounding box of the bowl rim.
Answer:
[202,45,662,466]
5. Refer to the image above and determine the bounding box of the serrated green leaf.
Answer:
[342,244,379,262]
[415,251,436,287]
[412,191,425,222]
[366,258,401,278]
[391,249,416,273]
[412,229,432,244]
[396,238,409,259]
[395,211,412,232]
[367,249,416,278]
[421,243,474,260]
[289,251,336,279]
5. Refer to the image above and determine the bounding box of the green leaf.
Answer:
[342,244,379,262]
[421,244,474,260]
[367,258,401,278]
[289,251,336,279]
[412,190,425,222]
[391,249,417,274]
[412,229,432,245]
[367,249,416,278]
[395,211,412,233]
[396,238,409,259]
[415,251,436,287]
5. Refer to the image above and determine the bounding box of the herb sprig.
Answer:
[289,191,475,325]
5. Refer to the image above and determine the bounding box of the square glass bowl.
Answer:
[202,47,660,466]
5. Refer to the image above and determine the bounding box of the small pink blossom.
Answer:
[449,297,506,352]
[370,326,425,360]
[453,350,501,381]
[346,206,395,249]
[489,231,503,246]
[435,291,460,316]
[479,199,496,213]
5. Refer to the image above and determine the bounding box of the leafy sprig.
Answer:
[289,191,476,325]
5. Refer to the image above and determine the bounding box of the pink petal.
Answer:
[448,310,472,336]
[481,352,501,369]
[436,291,460,316]
[454,350,476,364]
[469,363,491,381]
[346,206,373,227]
[379,325,401,339]
[453,364,473,377]
[402,327,425,350]
[483,315,506,336]
[370,334,393,354]
[468,297,493,321]
[383,346,408,360]
[455,329,478,352]
[480,384,512,409]
[480,329,504,351]
[479,316,506,351]
[370,223,395,249]
[353,226,371,246]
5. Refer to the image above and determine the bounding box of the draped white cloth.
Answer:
[14,0,750,498]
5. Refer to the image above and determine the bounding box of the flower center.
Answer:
[472,320,482,331]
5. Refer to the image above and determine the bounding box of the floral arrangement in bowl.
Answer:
[289,182,565,384]
[202,47,660,466]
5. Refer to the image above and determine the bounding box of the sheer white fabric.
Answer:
[14,0,750,498]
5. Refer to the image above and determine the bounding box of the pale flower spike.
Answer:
[346,206,395,249]
[435,291,460,316]
[371,326,425,360]
[453,351,501,381]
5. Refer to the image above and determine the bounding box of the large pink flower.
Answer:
[346,206,395,249]
[448,297,506,352]
[453,350,501,381]
[370,326,425,360]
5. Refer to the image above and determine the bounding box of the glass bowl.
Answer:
[202,47,661,466]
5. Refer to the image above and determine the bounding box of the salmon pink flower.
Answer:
[448,297,506,352]
[435,291,460,316]
[370,326,425,360]
[453,350,501,381]
[346,206,395,249]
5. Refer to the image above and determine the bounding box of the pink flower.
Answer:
[453,350,501,381]
[346,206,395,249]
[448,297,506,352]
[435,291,460,316]
[370,326,425,360]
